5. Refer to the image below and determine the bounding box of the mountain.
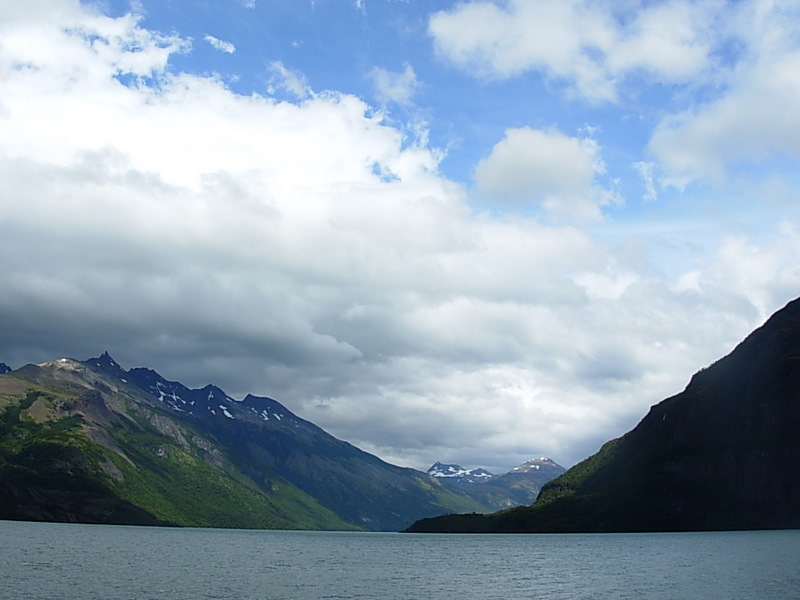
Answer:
[481,458,566,505]
[406,298,800,533]
[428,462,494,483]
[0,353,492,530]
[427,457,566,509]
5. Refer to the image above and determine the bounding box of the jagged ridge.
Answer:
[0,353,495,530]
[426,458,566,508]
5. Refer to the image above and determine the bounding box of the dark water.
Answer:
[2,520,799,600]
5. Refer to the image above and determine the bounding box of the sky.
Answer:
[2,0,800,473]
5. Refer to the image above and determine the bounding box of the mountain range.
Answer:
[427,458,565,508]
[406,297,800,533]
[0,352,561,530]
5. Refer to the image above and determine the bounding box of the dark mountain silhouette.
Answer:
[407,298,800,533]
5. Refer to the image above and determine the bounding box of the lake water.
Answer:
[2,521,799,600]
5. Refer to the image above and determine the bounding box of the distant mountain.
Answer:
[505,457,563,475]
[481,457,566,505]
[0,363,10,374]
[427,457,565,508]
[0,353,493,530]
[428,462,494,483]
[407,298,800,533]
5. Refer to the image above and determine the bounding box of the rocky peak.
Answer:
[427,462,494,483]
[509,457,564,474]
[85,352,127,379]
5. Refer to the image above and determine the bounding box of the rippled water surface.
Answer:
[2,520,799,599]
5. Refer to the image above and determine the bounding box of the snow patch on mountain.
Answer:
[509,457,563,473]
[427,462,494,483]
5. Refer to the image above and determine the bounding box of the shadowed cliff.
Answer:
[406,298,800,533]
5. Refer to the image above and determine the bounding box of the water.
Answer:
[2,521,799,600]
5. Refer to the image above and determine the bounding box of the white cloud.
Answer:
[705,223,800,317]
[428,0,717,102]
[474,127,611,220]
[638,0,800,185]
[634,161,658,202]
[204,34,236,54]
[368,63,419,106]
[429,0,800,192]
[650,47,800,185]
[604,1,715,82]
[0,0,186,84]
[266,60,313,99]
[1,1,799,473]
[312,0,367,9]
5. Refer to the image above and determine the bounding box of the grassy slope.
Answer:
[1,363,494,531]
[0,381,356,530]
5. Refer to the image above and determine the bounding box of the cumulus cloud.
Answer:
[474,127,611,221]
[626,0,800,186]
[650,44,800,185]
[2,0,799,473]
[428,0,717,101]
[430,0,800,196]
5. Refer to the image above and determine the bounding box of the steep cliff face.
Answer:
[407,298,800,533]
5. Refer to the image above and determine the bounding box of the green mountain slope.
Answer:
[0,369,352,529]
[0,356,490,530]
[407,298,800,533]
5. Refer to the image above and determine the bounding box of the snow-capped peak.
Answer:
[427,462,494,483]
[509,457,563,473]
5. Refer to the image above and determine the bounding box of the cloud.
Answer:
[368,63,419,106]
[649,48,800,185]
[266,60,313,99]
[638,0,800,186]
[604,1,716,83]
[311,0,366,10]
[634,161,658,202]
[429,0,800,193]
[474,127,611,220]
[0,0,186,84]
[2,1,799,473]
[204,34,236,54]
[428,0,717,102]
[706,222,800,317]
